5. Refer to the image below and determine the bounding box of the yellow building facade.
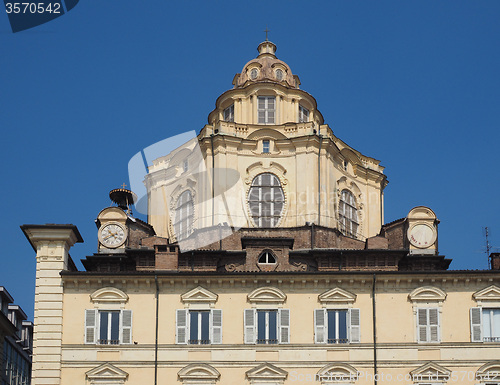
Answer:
[24,41,500,385]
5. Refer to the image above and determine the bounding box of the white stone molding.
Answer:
[408,286,447,304]
[90,287,128,310]
[409,361,450,384]
[181,286,218,309]
[248,287,286,305]
[246,362,287,384]
[86,363,128,384]
[316,363,358,384]
[178,363,220,384]
[476,361,500,383]
[318,287,357,308]
[473,285,500,307]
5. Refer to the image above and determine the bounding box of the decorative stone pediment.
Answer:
[248,287,286,304]
[90,287,128,305]
[181,286,218,304]
[410,362,451,382]
[86,363,128,384]
[408,286,446,303]
[476,361,500,382]
[319,287,356,306]
[473,285,500,305]
[246,363,287,383]
[316,363,358,383]
[178,363,220,384]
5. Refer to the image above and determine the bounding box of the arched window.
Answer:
[339,190,359,238]
[175,190,194,240]
[248,173,284,228]
[258,251,276,264]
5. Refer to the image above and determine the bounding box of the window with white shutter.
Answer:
[85,309,132,345]
[245,308,290,344]
[211,309,223,344]
[177,309,223,345]
[314,308,360,344]
[244,309,256,344]
[416,307,440,343]
[85,309,97,344]
[472,307,500,343]
[176,309,188,344]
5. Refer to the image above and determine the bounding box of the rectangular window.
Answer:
[224,104,234,122]
[189,311,210,344]
[483,308,500,342]
[176,309,223,345]
[315,308,360,344]
[99,311,120,345]
[257,310,278,344]
[299,105,309,123]
[84,309,132,345]
[327,309,348,343]
[258,96,275,124]
[417,307,440,343]
[244,309,289,344]
[262,140,270,153]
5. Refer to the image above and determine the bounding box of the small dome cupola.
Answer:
[233,41,300,89]
[257,40,277,58]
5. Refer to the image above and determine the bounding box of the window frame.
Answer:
[416,307,440,343]
[176,309,223,345]
[314,308,360,344]
[248,173,285,228]
[258,96,276,125]
[244,308,290,345]
[85,309,133,345]
[298,104,309,123]
[258,250,276,264]
[338,189,359,239]
[174,190,194,241]
[223,104,234,122]
[262,139,270,153]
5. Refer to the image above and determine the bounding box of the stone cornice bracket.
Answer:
[21,224,83,252]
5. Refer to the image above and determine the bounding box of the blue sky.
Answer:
[1,1,500,319]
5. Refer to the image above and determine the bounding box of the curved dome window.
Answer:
[250,68,258,80]
[258,250,276,264]
[339,190,359,238]
[275,69,283,81]
[248,173,284,228]
[174,190,194,240]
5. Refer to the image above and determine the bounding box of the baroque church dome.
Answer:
[233,40,300,89]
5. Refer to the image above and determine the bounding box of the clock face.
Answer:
[408,223,436,249]
[99,223,127,248]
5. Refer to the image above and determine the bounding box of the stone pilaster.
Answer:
[21,225,83,385]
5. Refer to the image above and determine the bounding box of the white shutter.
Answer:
[314,309,326,343]
[279,309,290,344]
[120,310,133,344]
[470,307,483,342]
[85,309,97,344]
[211,309,222,344]
[349,308,361,343]
[417,308,428,342]
[429,308,439,343]
[176,309,188,344]
[244,309,256,344]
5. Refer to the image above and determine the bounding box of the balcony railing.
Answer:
[483,336,500,342]
[327,338,349,344]
[189,339,210,345]
[98,339,119,345]
[256,339,278,344]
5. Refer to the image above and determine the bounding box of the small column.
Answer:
[21,224,83,385]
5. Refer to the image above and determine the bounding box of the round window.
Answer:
[250,68,258,80]
[276,69,283,81]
